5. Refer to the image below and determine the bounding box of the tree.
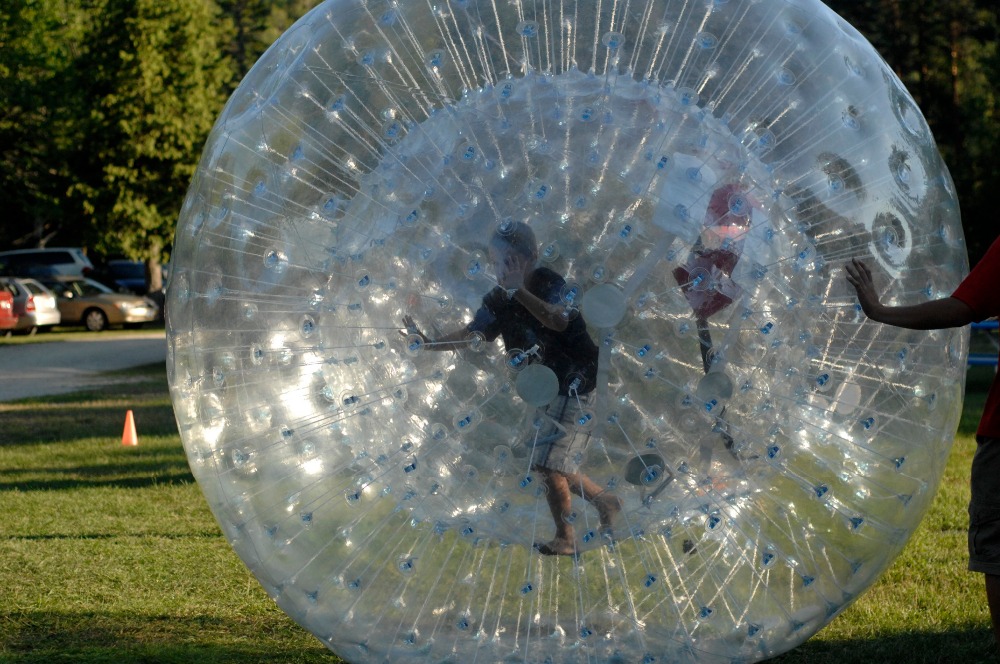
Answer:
[3,0,994,275]
[217,0,272,87]
[0,0,91,248]
[946,4,1000,262]
[260,0,318,56]
[67,0,231,287]
[218,0,317,89]
[826,0,1000,263]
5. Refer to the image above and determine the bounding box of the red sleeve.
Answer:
[952,236,1000,321]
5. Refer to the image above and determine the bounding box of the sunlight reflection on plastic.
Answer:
[167,0,968,661]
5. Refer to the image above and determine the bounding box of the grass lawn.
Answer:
[0,363,995,663]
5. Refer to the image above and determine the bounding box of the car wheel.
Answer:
[84,308,108,332]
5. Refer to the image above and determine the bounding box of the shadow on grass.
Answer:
[6,531,221,542]
[2,613,994,664]
[774,625,996,663]
[0,427,194,491]
[0,469,195,492]
[0,400,178,447]
[1,611,337,664]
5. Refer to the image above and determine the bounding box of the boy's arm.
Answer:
[425,326,479,351]
[845,258,975,330]
[498,255,568,332]
[511,288,569,332]
[401,314,475,351]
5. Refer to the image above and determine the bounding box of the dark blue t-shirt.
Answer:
[467,267,599,395]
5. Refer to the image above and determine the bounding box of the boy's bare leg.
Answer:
[535,470,577,555]
[987,574,1000,648]
[564,472,622,531]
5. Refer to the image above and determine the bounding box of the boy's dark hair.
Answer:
[491,220,537,259]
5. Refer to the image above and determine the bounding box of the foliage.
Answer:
[0,0,315,264]
[0,0,997,265]
[826,0,1000,263]
[0,0,91,246]
[66,0,232,262]
[216,0,316,88]
[217,0,273,89]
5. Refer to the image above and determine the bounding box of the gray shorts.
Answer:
[969,437,1000,575]
[527,392,594,474]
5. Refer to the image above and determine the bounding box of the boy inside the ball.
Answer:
[401,220,621,556]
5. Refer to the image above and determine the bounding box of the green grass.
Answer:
[0,365,333,664]
[0,364,996,662]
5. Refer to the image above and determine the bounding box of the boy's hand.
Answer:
[400,315,429,343]
[498,254,525,290]
[845,258,883,318]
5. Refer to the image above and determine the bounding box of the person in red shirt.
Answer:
[672,183,754,373]
[846,235,1000,649]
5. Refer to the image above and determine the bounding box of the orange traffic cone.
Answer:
[122,410,138,446]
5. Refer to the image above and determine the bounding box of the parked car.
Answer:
[0,247,94,278]
[92,259,148,295]
[0,277,61,334]
[0,291,17,334]
[39,277,158,331]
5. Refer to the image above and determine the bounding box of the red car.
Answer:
[0,290,17,334]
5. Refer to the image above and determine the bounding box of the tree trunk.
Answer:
[947,12,966,170]
[145,237,164,295]
[145,257,163,294]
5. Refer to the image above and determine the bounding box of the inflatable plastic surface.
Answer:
[166,1,968,661]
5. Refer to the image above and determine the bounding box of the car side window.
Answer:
[41,253,69,265]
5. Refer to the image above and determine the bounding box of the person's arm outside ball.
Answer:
[845,257,975,330]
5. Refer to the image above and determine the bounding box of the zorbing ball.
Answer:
[166,0,968,661]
